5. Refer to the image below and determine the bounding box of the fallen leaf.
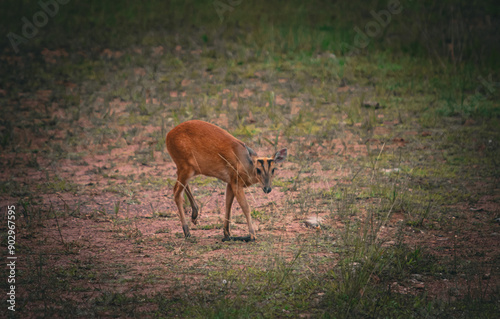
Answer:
[337,86,352,93]
[464,119,476,126]
[240,88,253,98]
[152,46,164,56]
[290,98,301,115]
[275,95,286,106]
[374,126,391,135]
[134,68,146,76]
[247,111,256,124]
[392,137,407,147]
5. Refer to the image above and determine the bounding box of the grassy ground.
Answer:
[1,0,499,317]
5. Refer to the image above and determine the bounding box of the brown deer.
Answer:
[166,120,287,241]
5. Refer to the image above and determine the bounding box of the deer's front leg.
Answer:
[232,184,256,241]
[223,183,234,239]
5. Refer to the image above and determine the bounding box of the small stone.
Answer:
[381,168,400,174]
[304,216,323,229]
[411,274,424,281]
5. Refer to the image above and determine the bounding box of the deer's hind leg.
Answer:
[173,166,195,237]
[184,184,199,224]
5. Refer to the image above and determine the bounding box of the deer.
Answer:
[166,120,287,242]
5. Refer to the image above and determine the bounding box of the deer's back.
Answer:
[166,120,251,183]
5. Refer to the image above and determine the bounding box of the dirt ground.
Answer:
[1,49,499,317]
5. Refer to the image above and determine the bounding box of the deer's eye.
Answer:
[256,168,262,175]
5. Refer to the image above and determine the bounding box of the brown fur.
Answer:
[166,120,287,240]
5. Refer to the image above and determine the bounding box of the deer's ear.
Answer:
[245,144,258,158]
[245,144,258,166]
[274,148,287,164]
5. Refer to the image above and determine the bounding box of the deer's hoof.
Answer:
[182,225,191,237]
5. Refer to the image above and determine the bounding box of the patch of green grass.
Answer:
[231,123,262,138]
[190,176,219,187]
[272,177,293,190]
[140,176,174,190]
[198,223,223,230]
[251,209,269,223]
[38,176,79,194]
